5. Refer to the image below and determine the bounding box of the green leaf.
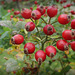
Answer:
[0,31,9,39]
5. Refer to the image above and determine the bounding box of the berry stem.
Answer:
[30,18,34,22]
[48,17,51,24]
[51,20,58,24]
[41,17,47,24]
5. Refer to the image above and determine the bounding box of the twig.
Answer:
[41,17,47,24]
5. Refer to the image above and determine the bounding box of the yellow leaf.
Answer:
[0,66,2,68]
[65,50,69,55]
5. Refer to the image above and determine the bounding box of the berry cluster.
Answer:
[11,1,75,66]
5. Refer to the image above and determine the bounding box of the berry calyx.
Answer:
[36,5,46,15]
[47,6,58,17]
[35,50,46,64]
[21,8,32,19]
[25,22,35,32]
[31,10,41,20]
[43,24,55,35]
[71,41,75,51]
[24,43,35,54]
[11,34,24,44]
[62,30,73,40]
[58,14,71,25]
[71,19,75,29]
[56,39,69,51]
[45,46,56,58]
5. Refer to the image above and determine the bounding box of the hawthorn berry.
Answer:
[71,41,75,51]
[66,4,71,7]
[24,43,35,54]
[14,11,20,15]
[45,46,56,58]
[58,14,71,25]
[35,50,46,64]
[11,34,24,44]
[70,10,75,15]
[25,22,35,32]
[8,10,11,13]
[10,15,13,18]
[43,24,55,35]
[71,19,75,29]
[21,8,32,19]
[56,0,59,2]
[34,1,38,4]
[12,8,14,11]
[47,6,58,17]
[56,39,69,51]
[30,7,33,10]
[62,30,74,40]
[31,10,41,20]
[36,5,46,15]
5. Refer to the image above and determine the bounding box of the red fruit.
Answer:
[34,1,38,4]
[71,41,75,51]
[60,1,63,4]
[8,10,11,13]
[47,6,58,18]
[12,8,14,11]
[66,4,71,7]
[10,15,13,18]
[71,19,75,29]
[13,71,16,74]
[56,39,69,51]
[62,30,73,40]
[36,5,46,15]
[1,1,4,5]
[63,0,67,3]
[44,14,47,17]
[25,22,35,32]
[21,8,32,19]
[14,11,20,15]
[43,24,55,35]
[45,6,48,9]
[11,34,24,44]
[58,14,71,25]
[30,7,33,10]
[31,10,41,20]
[24,43,35,54]
[20,19,23,21]
[70,10,75,15]
[45,46,56,58]
[63,5,67,8]
[35,50,46,63]
[56,0,59,2]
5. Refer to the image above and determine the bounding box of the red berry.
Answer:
[35,50,46,62]
[60,1,63,4]
[25,22,35,32]
[71,19,75,29]
[63,5,67,8]
[56,0,59,2]
[8,10,11,13]
[21,8,32,19]
[12,8,14,11]
[56,39,69,51]
[10,15,13,18]
[43,24,55,35]
[70,10,75,15]
[11,34,24,44]
[24,43,35,54]
[47,6,58,17]
[31,10,41,20]
[14,11,20,15]
[34,1,38,4]
[36,5,46,15]
[58,14,71,25]
[45,46,56,58]
[71,41,75,51]
[30,7,33,10]
[20,19,23,21]
[66,4,71,7]
[62,30,73,40]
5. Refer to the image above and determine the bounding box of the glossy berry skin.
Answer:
[24,43,35,54]
[11,34,24,45]
[47,6,58,17]
[56,39,68,51]
[71,19,75,29]
[62,30,73,40]
[31,10,41,20]
[71,41,75,51]
[36,6,46,15]
[21,8,32,19]
[10,15,13,18]
[45,46,56,58]
[35,50,46,62]
[25,22,35,32]
[43,24,55,35]
[58,14,71,25]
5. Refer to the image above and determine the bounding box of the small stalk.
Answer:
[41,17,47,24]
